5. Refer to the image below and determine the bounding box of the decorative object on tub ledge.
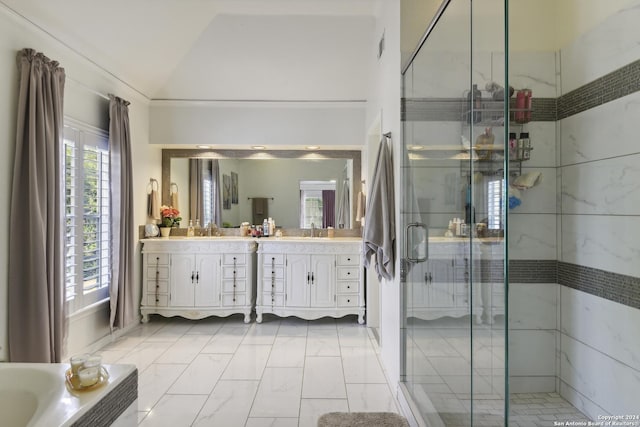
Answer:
[66,353,110,392]
[9,48,66,363]
[363,132,396,281]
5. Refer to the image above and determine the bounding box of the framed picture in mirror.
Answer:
[223,174,231,209]
[231,172,238,204]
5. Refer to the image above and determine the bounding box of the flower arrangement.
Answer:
[160,205,182,228]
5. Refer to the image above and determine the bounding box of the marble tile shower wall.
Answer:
[557,2,640,419]
[503,51,561,395]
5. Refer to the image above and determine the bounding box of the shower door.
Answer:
[400,1,507,425]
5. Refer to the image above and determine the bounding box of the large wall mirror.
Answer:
[162,149,362,229]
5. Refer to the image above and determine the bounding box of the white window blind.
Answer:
[299,180,335,228]
[64,122,110,314]
[487,179,504,230]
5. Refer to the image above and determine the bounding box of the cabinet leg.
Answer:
[474,315,482,325]
[141,314,149,323]
[244,311,251,324]
[358,311,365,325]
[256,311,263,324]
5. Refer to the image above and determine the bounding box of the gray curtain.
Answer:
[109,95,136,331]
[322,190,335,228]
[189,159,222,227]
[8,49,66,362]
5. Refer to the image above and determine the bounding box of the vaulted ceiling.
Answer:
[2,0,377,100]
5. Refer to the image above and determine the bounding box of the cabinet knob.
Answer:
[347,272,351,275]
[347,299,351,303]
[347,258,351,261]
[347,285,350,289]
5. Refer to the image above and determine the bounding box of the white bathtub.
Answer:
[0,363,136,427]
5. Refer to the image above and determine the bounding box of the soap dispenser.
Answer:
[187,220,195,237]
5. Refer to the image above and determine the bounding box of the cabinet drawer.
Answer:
[222,279,247,293]
[337,281,359,294]
[146,294,168,307]
[223,253,246,265]
[262,293,285,307]
[337,295,358,307]
[263,254,285,266]
[223,266,246,279]
[262,279,285,294]
[222,293,246,307]
[147,266,169,280]
[263,266,285,280]
[337,267,359,281]
[337,254,359,266]
[147,280,168,294]
[146,253,169,266]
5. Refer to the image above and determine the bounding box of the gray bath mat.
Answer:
[317,412,409,427]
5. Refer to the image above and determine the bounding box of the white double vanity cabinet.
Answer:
[140,237,365,324]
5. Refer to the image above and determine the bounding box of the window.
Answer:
[299,180,335,228]
[487,179,504,230]
[63,121,110,314]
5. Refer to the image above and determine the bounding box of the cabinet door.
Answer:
[195,254,220,307]
[310,255,335,307]
[428,259,455,308]
[286,254,310,307]
[170,254,195,307]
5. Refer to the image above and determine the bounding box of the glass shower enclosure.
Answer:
[400,0,508,425]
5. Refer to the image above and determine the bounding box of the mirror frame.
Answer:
[162,149,362,228]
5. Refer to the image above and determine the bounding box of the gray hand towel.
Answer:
[363,137,395,281]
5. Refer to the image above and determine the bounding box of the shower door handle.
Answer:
[405,222,428,263]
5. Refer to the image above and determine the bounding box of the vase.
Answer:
[159,227,171,238]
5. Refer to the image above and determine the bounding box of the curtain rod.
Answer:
[247,197,274,200]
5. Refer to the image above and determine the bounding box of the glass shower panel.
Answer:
[401,1,474,425]
[401,0,508,425]
[471,0,508,425]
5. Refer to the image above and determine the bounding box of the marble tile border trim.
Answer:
[508,260,557,283]
[557,262,640,310]
[402,97,557,122]
[507,260,640,310]
[403,59,640,123]
[557,59,640,120]
[71,368,138,427]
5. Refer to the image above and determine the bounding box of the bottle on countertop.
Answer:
[187,220,195,237]
[262,218,269,237]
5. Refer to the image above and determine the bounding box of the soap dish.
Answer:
[65,366,110,393]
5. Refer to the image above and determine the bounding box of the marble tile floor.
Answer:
[405,317,590,426]
[96,314,400,427]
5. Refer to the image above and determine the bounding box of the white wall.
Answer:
[366,0,403,388]
[0,4,158,360]
[149,101,365,148]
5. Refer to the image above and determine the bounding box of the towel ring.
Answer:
[147,178,159,194]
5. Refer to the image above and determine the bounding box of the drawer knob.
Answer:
[347,285,350,289]
[347,299,351,303]
[347,272,351,275]
[347,258,351,261]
